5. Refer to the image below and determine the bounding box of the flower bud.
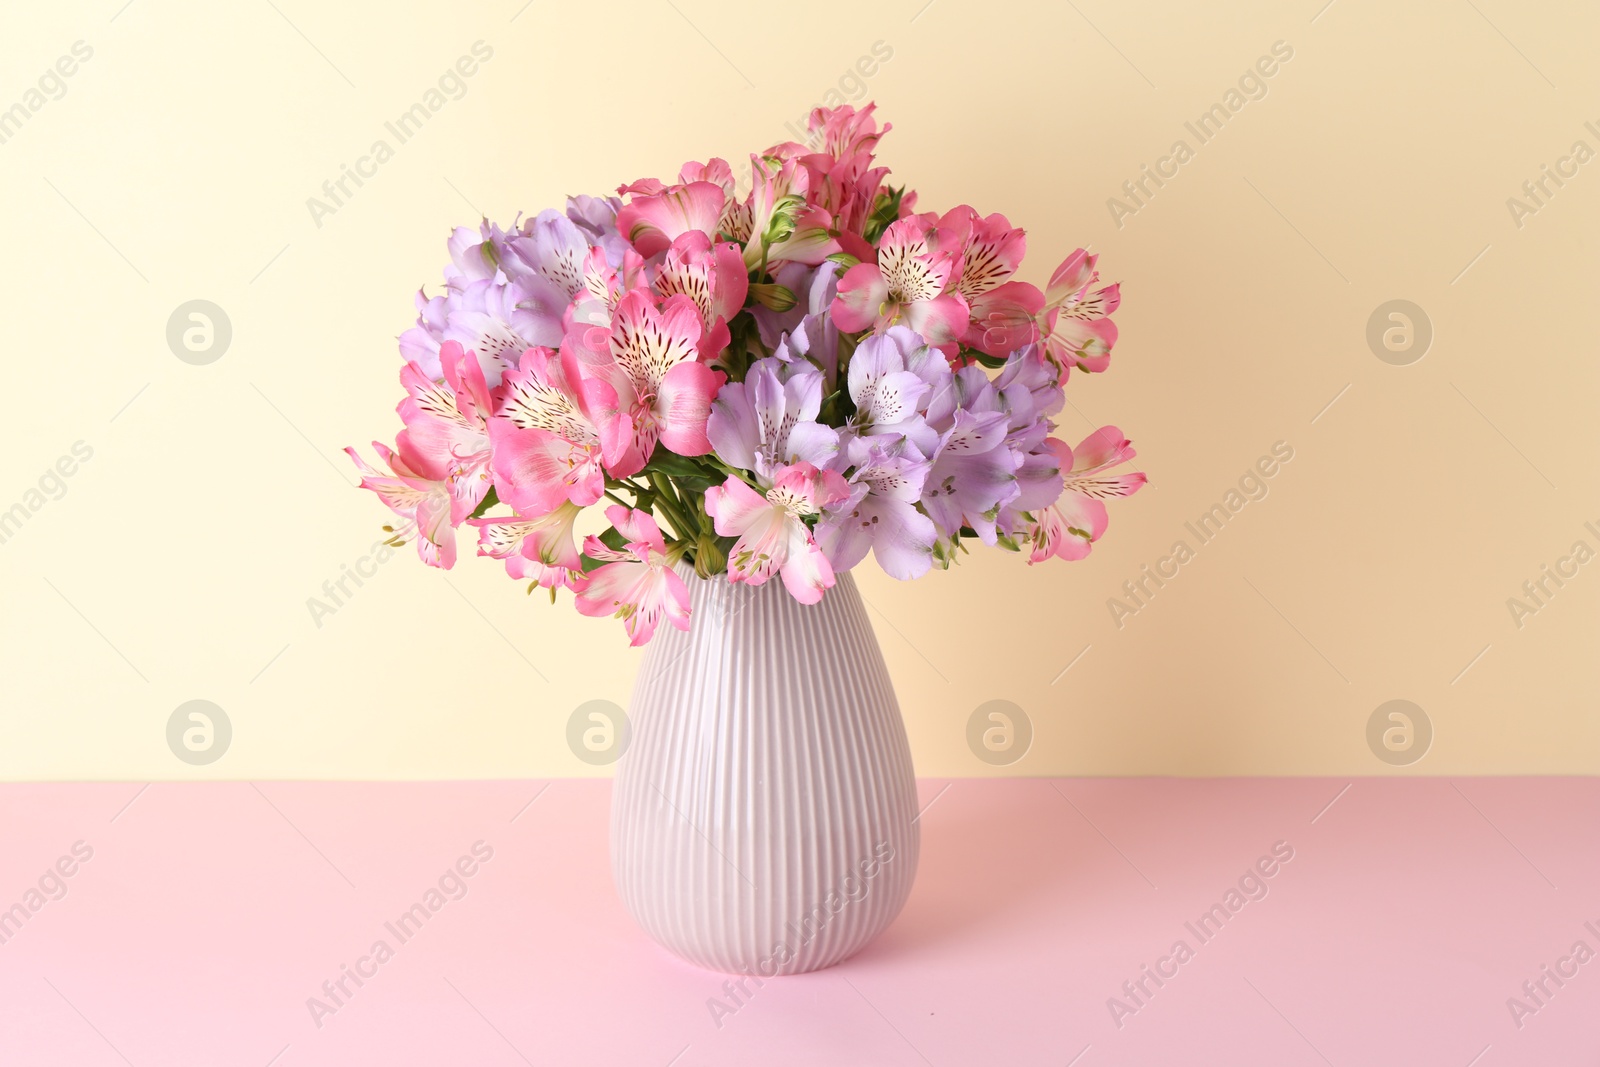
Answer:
[749,283,797,312]
[761,194,804,246]
[694,534,727,578]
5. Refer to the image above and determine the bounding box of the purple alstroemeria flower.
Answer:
[846,326,947,455]
[399,275,565,386]
[772,309,844,390]
[563,194,629,264]
[920,365,1023,542]
[991,346,1069,540]
[707,357,839,484]
[817,433,938,580]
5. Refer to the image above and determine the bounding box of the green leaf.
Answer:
[467,485,499,519]
[673,476,717,499]
[643,448,708,479]
[863,185,906,243]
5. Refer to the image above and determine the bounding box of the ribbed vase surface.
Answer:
[611,565,919,975]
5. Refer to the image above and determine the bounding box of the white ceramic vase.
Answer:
[611,564,920,975]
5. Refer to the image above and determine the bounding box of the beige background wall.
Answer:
[1,0,1594,779]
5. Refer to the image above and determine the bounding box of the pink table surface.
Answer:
[1,777,1596,1066]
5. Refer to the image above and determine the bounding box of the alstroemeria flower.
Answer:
[816,435,937,580]
[705,462,850,604]
[398,288,452,378]
[831,215,969,347]
[809,102,891,166]
[1028,428,1146,562]
[615,180,728,258]
[566,245,649,337]
[946,207,1026,301]
[488,345,615,517]
[444,219,521,290]
[966,282,1045,359]
[744,156,840,268]
[1039,249,1121,380]
[937,204,1040,357]
[991,348,1068,537]
[845,326,942,453]
[397,341,494,524]
[446,277,567,382]
[707,356,839,483]
[589,290,724,477]
[346,439,457,569]
[468,501,584,588]
[765,104,895,238]
[653,231,749,360]
[573,506,691,646]
[920,365,1022,542]
[681,158,754,243]
[562,194,630,266]
[753,260,839,354]
[512,209,593,300]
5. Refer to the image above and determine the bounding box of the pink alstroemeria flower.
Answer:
[488,344,615,517]
[566,244,649,337]
[467,501,583,589]
[573,506,691,646]
[809,102,891,166]
[705,462,850,604]
[831,215,969,347]
[682,158,754,244]
[937,206,1044,358]
[1039,249,1121,380]
[743,156,841,268]
[615,180,728,259]
[589,290,724,477]
[346,439,458,569]
[396,341,496,524]
[788,104,895,238]
[1028,428,1146,563]
[654,231,749,360]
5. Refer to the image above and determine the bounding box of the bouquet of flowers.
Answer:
[348,104,1145,645]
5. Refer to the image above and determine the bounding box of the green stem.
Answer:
[704,456,760,490]
[646,472,696,543]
